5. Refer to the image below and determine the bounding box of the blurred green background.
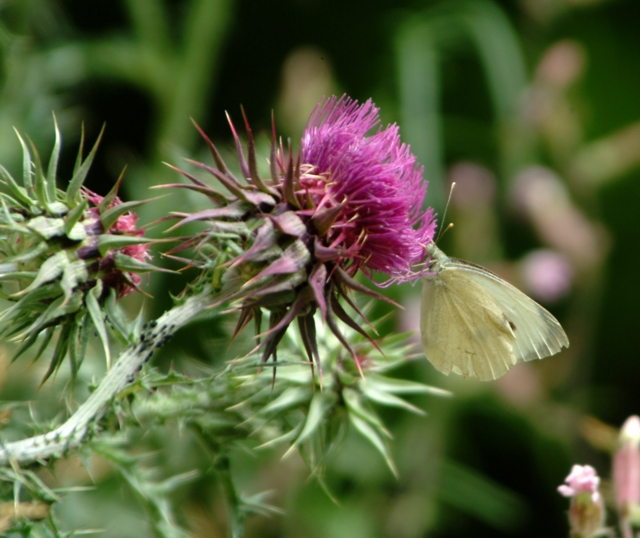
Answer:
[1,0,639,536]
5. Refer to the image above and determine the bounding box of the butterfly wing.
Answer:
[459,262,569,363]
[420,268,519,381]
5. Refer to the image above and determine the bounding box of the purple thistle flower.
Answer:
[301,96,436,283]
[165,95,436,375]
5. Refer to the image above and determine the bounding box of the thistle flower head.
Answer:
[300,97,436,281]
[165,95,435,375]
[558,464,601,503]
[0,122,158,380]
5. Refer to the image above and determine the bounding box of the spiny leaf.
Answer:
[13,128,33,191]
[366,373,452,397]
[0,164,34,206]
[66,124,105,205]
[63,199,88,237]
[60,260,88,303]
[255,422,304,450]
[11,325,48,363]
[100,199,148,231]
[360,383,426,415]
[283,391,337,458]
[97,235,151,256]
[348,413,397,477]
[97,171,124,213]
[85,284,111,369]
[15,291,83,343]
[3,241,48,264]
[28,135,52,207]
[0,283,61,326]
[46,114,62,201]
[104,288,135,343]
[258,386,313,416]
[39,322,73,386]
[26,216,65,239]
[114,252,173,275]
[343,388,391,438]
[30,327,56,365]
[12,250,69,297]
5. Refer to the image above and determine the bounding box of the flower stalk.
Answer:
[614,416,640,538]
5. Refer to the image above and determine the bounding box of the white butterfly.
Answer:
[420,242,569,381]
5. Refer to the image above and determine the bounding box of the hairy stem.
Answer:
[0,285,234,465]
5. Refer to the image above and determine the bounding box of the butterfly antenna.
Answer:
[438,222,454,243]
[435,182,456,244]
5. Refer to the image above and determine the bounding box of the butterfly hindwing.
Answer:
[421,267,518,381]
[420,242,569,381]
[456,262,569,363]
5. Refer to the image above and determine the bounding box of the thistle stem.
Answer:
[0,262,18,274]
[0,284,236,465]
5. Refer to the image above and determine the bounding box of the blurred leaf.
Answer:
[348,413,397,477]
[438,460,529,531]
[285,391,338,457]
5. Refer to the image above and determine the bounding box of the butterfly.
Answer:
[420,242,569,381]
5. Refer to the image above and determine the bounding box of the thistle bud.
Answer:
[0,122,158,379]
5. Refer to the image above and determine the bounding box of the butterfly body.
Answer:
[420,242,569,381]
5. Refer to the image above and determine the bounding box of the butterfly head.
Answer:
[423,241,449,276]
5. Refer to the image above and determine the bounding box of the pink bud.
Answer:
[613,416,640,515]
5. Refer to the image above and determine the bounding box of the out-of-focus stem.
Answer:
[216,454,245,538]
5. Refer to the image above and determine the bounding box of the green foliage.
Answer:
[0,313,446,536]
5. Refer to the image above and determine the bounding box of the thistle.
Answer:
[164,95,436,377]
[0,121,158,380]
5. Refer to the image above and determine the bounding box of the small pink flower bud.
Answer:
[613,416,640,517]
[558,464,605,537]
